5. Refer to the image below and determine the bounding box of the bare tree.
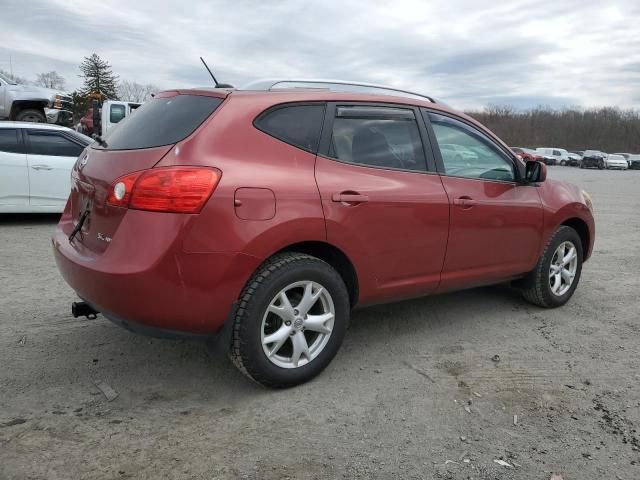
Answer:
[117,80,159,103]
[466,106,640,153]
[0,68,28,85]
[34,71,66,90]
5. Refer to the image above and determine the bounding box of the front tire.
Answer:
[15,108,46,123]
[230,252,350,388]
[520,226,583,308]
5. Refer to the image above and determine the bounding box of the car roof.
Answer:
[141,87,516,155]
[0,121,74,131]
[168,87,469,122]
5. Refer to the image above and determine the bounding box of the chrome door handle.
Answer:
[453,196,477,208]
[331,193,369,204]
[31,165,53,171]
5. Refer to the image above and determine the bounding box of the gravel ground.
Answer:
[1,167,639,480]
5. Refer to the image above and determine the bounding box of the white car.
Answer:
[0,122,92,213]
[604,154,629,170]
[440,143,479,162]
[536,147,571,166]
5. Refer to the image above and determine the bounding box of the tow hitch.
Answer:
[72,301,99,319]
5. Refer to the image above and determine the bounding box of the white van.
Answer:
[536,147,572,166]
[75,100,142,137]
[101,101,141,135]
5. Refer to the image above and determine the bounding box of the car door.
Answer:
[0,127,29,208]
[423,110,543,292]
[25,129,84,207]
[315,104,449,303]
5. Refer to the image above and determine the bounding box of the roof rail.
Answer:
[240,78,436,103]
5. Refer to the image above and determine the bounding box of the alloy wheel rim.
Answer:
[549,241,578,296]
[261,281,335,369]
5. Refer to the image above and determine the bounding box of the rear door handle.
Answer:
[453,196,477,208]
[31,165,53,171]
[331,193,369,204]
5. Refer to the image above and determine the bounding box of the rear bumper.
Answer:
[52,215,262,335]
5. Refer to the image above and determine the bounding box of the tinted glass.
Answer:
[256,104,324,152]
[110,104,126,123]
[99,95,223,150]
[0,129,20,153]
[428,113,514,181]
[66,130,93,146]
[329,107,426,171]
[27,132,84,157]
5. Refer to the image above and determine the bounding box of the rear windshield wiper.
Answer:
[69,209,90,242]
[92,134,108,148]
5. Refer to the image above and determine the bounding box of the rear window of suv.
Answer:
[255,103,325,153]
[97,95,223,150]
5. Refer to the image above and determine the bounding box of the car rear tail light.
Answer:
[107,167,221,213]
[106,171,142,208]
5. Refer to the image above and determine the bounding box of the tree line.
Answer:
[466,105,640,153]
[1,53,159,120]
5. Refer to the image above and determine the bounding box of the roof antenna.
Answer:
[200,57,234,88]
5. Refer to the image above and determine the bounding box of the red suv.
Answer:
[53,81,595,387]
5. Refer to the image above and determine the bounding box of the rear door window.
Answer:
[255,104,325,153]
[27,131,84,157]
[327,106,427,172]
[0,129,21,153]
[99,95,224,150]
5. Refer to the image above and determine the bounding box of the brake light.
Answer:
[107,167,221,213]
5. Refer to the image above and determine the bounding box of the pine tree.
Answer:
[79,53,119,100]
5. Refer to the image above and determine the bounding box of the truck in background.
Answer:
[76,100,141,137]
[0,72,73,126]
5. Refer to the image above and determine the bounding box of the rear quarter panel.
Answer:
[157,94,327,259]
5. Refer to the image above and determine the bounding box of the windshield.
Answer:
[0,73,17,85]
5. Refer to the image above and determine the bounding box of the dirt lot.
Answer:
[1,167,639,480]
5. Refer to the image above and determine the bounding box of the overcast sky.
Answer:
[1,0,639,109]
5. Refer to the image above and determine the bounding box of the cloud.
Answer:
[1,0,638,109]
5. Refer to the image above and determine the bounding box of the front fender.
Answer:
[541,201,595,261]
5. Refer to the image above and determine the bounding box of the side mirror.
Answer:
[525,160,547,183]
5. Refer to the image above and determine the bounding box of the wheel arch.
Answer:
[10,100,48,119]
[561,217,590,261]
[275,241,359,307]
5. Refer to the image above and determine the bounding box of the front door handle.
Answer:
[31,165,53,171]
[331,192,369,204]
[453,196,477,209]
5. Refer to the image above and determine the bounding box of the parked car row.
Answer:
[511,146,639,170]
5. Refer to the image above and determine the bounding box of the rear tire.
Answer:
[229,252,350,388]
[15,108,46,123]
[520,226,583,308]
[560,160,567,166]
